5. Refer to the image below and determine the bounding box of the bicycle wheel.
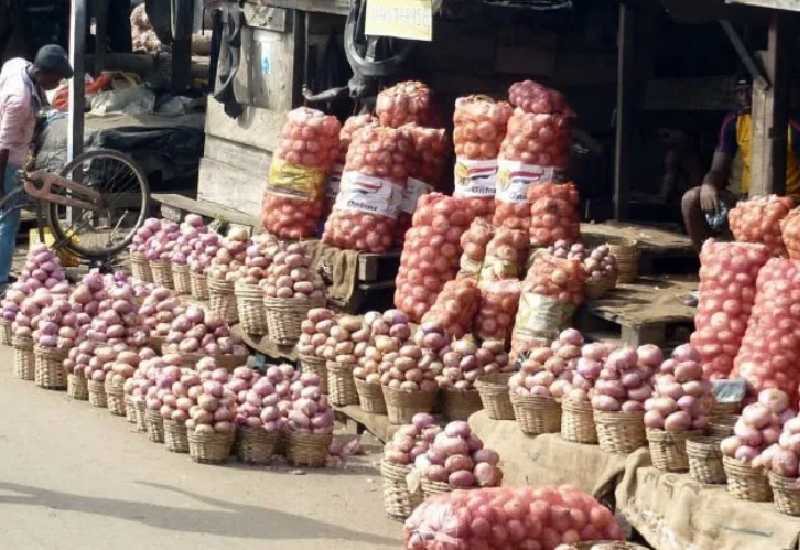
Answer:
[47,149,150,259]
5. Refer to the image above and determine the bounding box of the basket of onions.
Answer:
[285,370,334,467]
[32,299,76,390]
[105,350,141,417]
[169,214,208,294]
[234,233,278,336]
[228,366,283,464]
[129,219,157,282]
[144,219,180,289]
[145,355,187,443]
[322,314,363,408]
[187,231,220,301]
[151,359,202,452]
[64,345,90,400]
[161,305,248,370]
[261,242,326,346]
[185,357,238,464]
[438,338,508,421]
[12,332,35,380]
[122,348,156,425]
[206,227,250,324]
[762,411,800,515]
[139,287,184,353]
[297,308,337,395]
[550,239,617,300]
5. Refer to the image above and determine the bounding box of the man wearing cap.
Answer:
[0,45,73,289]
[681,76,800,249]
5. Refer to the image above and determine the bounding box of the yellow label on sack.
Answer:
[29,227,80,267]
[365,0,433,42]
[267,158,326,199]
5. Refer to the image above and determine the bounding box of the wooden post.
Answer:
[749,12,790,197]
[94,0,109,72]
[67,0,87,163]
[171,0,194,92]
[614,2,635,220]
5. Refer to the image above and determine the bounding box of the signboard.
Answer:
[727,0,800,12]
[365,0,433,42]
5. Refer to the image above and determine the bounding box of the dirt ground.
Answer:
[0,346,402,550]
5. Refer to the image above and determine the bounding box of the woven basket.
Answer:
[723,455,772,502]
[107,381,127,417]
[327,361,358,407]
[215,353,249,371]
[769,471,800,516]
[287,431,333,467]
[711,400,741,418]
[355,378,387,414]
[208,277,238,324]
[12,335,34,380]
[67,372,89,400]
[300,354,328,394]
[585,272,617,300]
[172,263,192,295]
[149,259,174,289]
[709,415,738,437]
[647,429,700,473]
[133,399,148,433]
[236,281,268,336]
[442,388,483,421]
[475,374,515,420]
[125,395,137,423]
[421,478,452,499]
[88,379,108,408]
[381,461,421,520]
[130,251,153,283]
[608,237,639,283]
[33,345,66,389]
[0,319,11,345]
[188,429,235,464]
[556,542,649,550]
[512,395,562,435]
[383,386,438,425]
[594,410,647,454]
[164,419,190,453]
[190,271,209,300]
[236,426,279,464]
[561,399,597,444]
[146,408,165,443]
[687,435,726,484]
[264,295,325,346]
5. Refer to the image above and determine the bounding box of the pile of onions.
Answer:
[376,81,435,128]
[182,356,237,435]
[508,80,572,115]
[378,338,439,392]
[721,389,794,465]
[729,195,793,257]
[33,298,80,350]
[421,278,480,339]
[15,245,68,295]
[188,232,221,275]
[562,341,616,403]
[106,348,142,387]
[458,216,494,279]
[123,349,164,408]
[383,412,442,465]
[528,182,581,248]
[591,346,655,412]
[297,308,336,357]
[475,279,520,344]
[206,227,249,282]
[354,310,412,385]
[732,257,800,402]
[414,321,450,354]
[643,345,713,432]
[452,96,513,218]
[162,305,247,357]
[261,107,341,239]
[129,217,161,254]
[263,363,302,433]
[325,114,379,212]
[395,193,474,322]
[756,393,800,476]
[260,242,325,301]
[144,354,191,413]
[302,310,364,365]
[233,233,279,284]
[227,366,283,433]
[509,328,584,399]
[480,227,529,282]
[438,338,509,390]
[75,278,148,349]
[83,343,133,382]
[690,240,769,380]
[583,245,616,283]
[139,287,184,339]
[168,214,209,265]
[143,219,180,261]
[323,126,413,253]
[11,288,53,339]
[415,421,502,489]
[286,369,333,434]
[403,484,624,549]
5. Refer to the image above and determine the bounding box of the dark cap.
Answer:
[34,44,74,79]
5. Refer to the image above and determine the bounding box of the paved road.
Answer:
[0,347,401,550]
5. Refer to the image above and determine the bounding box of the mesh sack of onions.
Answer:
[457,216,494,279]
[732,257,800,402]
[508,79,573,116]
[690,240,770,380]
[421,277,480,340]
[475,279,520,345]
[322,126,412,253]
[403,484,624,549]
[480,227,529,282]
[722,389,795,466]
[529,182,581,248]
[781,208,800,259]
[324,114,378,215]
[394,193,474,322]
[728,195,794,257]
[261,107,341,239]
[452,95,513,219]
[376,81,435,128]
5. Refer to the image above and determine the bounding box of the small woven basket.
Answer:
[585,272,617,299]
[709,415,738,437]
[512,394,562,435]
[381,461,422,520]
[235,281,268,336]
[0,319,12,345]
[300,354,328,394]
[287,431,333,467]
[711,400,741,418]
[442,388,483,421]
[561,399,597,444]
[67,372,89,400]
[146,408,165,443]
[769,471,800,516]
[264,295,325,346]
[190,271,209,300]
[647,429,700,473]
[723,455,772,502]
[88,379,108,408]
[188,429,235,464]
[171,262,192,295]
[106,380,127,417]
[327,361,358,407]
[208,277,238,324]
[130,251,153,283]
[475,374,515,420]
[421,478,452,499]
[687,435,726,484]
[164,419,190,453]
[355,378,387,413]
[149,259,174,289]
[594,410,647,454]
[124,395,137,423]
[383,386,438,425]
[33,345,66,389]
[134,399,148,433]
[608,237,639,283]
[12,335,34,380]
[236,426,279,464]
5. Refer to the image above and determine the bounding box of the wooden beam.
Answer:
[67,0,87,163]
[719,20,769,90]
[614,2,636,221]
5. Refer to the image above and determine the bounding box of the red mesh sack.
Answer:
[729,195,794,256]
[780,208,800,259]
[480,227,529,282]
[421,277,480,339]
[508,79,573,115]
[457,216,494,279]
[476,279,520,344]
[376,81,434,128]
[529,182,581,247]
[324,114,378,215]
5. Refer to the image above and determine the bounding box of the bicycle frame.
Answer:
[22,170,102,212]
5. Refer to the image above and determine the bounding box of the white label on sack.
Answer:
[325,163,345,202]
[514,291,575,341]
[335,171,403,219]
[400,177,433,214]
[496,160,561,204]
[453,157,497,198]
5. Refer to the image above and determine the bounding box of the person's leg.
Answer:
[0,165,22,285]
[680,186,708,250]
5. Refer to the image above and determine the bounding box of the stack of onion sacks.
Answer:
[729,194,793,257]
[781,208,800,260]
[528,181,581,248]
[325,114,378,215]
[480,227,529,282]
[457,216,493,279]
